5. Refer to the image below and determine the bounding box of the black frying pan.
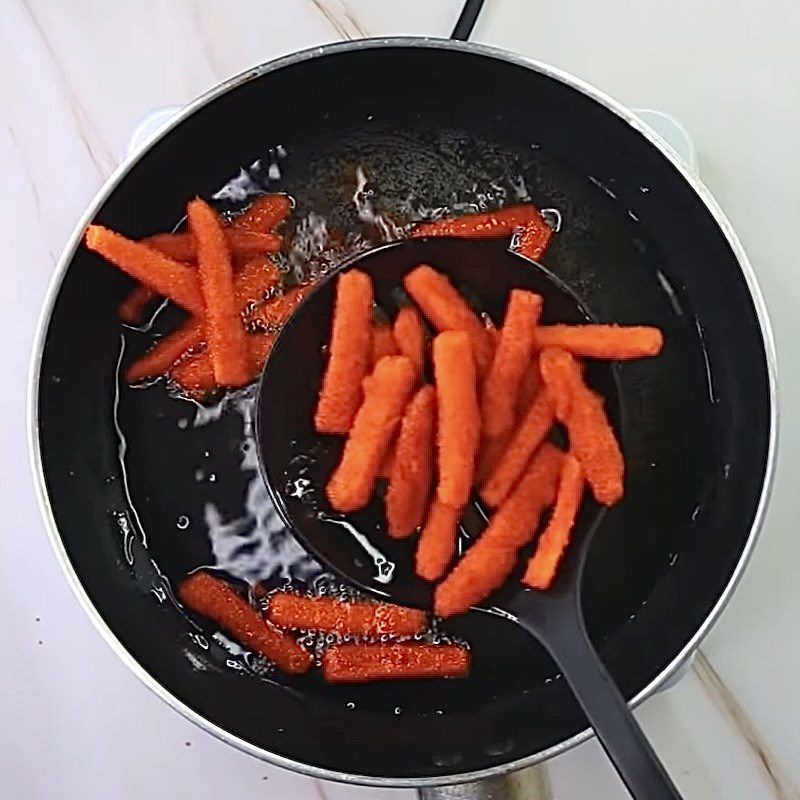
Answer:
[32,37,775,790]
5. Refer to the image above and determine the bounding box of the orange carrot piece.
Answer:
[267,593,427,636]
[393,306,426,380]
[126,318,205,383]
[411,205,543,239]
[513,212,553,262]
[540,348,624,505]
[432,331,480,509]
[187,198,250,387]
[247,282,314,331]
[404,265,492,374]
[480,389,556,507]
[379,438,397,480]
[434,443,563,618]
[386,385,436,538]
[474,430,513,487]
[314,270,375,435]
[415,498,461,582]
[516,358,542,419]
[322,643,469,683]
[247,331,276,377]
[178,572,312,675]
[371,321,398,368]
[327,355,416,512]
[118,285,158,324]
[144,230,281,261]
[534,324,664,360]
[481,290,542,437]
[523,454,585,589]
[231,194,292,232]
[85,225,204,314]
[233,255,281,311]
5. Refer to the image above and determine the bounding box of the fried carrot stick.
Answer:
[480,388,556,507]
[434,443,563,618]
[85,225,205,314]
[404,265,492,374]
[516,358,541,419]
[534,324,664,360]
[322,643,469,683]
[474,430,512,488]
[247,282,314,331]
[415,498,461,582]
[233,255,281,310]
[126,318,205,383]
[314,270,375,435]
[539,347,624,505]
[523,454,585,590]
[386,386,436,538]
[144,230,282,261]
[178,571,312,675]
[267,593,427,636]
[513,212,553,262]
[187,198,250,387]
[118,285,158,324]
[481,290,542,437]
[371,321,398,367]
[327,355,416,512]
[432,331,481,509]
[393,305,427,380]
[411,205,543,239]
[231,194,292,232]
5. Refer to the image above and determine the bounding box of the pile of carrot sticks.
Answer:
[316,263,663,615]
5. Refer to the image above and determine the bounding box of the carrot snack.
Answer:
[118,285,158,324]
[474,430,512,488]
[371,321,399,367]
[481,289,542,437]
[247,282,314,331]
[386,386,436,538]
[322,643,470,683]
[143,230,281,261]
[233,255,281,311]
[315,270,375,434]
[404,265,492,374]
[538,346,578,420]
[415,498,461,582]
[534,324,664,360]
[411,205,544,239]
[392,305,427,380]
[513,211,553,262]
[85,225,204,314]
[516,358,542,419]
[231,194,292,232]
[187,198,250,387]
[327,355,416,512]
[523,454,585,589]
[480,389,556,508]
[432,331,481,509]
[126,318,205,383]
[178,571,312,675]
[435,443,562,617]
[267,593,427,636]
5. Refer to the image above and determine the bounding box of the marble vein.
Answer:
[311,0,369,40]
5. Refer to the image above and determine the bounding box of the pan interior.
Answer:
[37,44,771,781]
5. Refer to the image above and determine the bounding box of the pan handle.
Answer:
[418,764,552,800]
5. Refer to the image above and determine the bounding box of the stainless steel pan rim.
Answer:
[28,36,778,788]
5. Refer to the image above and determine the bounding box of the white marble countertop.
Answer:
[2,1,799,798]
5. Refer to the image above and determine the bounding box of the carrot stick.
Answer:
[516,358,541,419]
[231,194,292,232]
[118,285,158,324]
[187,198,250,387]
[246,282,314,331]
[480,389,556,507]
[474,430,512,487]
[85,225,204,314]
[322,643,469,683]
[233,255,281,311]
[540,347,624,505]
[432,331,481,509]
[534,324,664,359]
[247,331,276,376]
[144,230,282,261]
[411,205,544,239]
[386,386,436,538]
[415,498,461,582]
[267,593,427,636]
[178,571,312,675]
[434,443,563,618]
[314,270,375,435]
[481,290,542,437]
[327,355,416,512]
[379,438,396,480]
[371,321,398,368]
[126,318,205,383]
[392,306,426,380]
[404,265,492,374]
[523,454,585,589]
[513,212,553,262]
[169,350,216,398]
